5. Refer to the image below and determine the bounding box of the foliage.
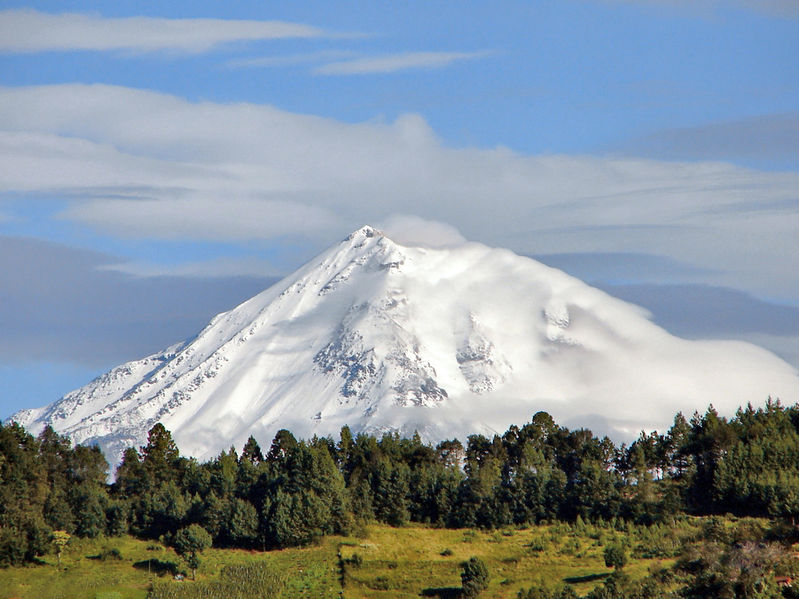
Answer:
[51,530,70,567]
[0,423,107,567]
[171,525,212,580]
[676,540,787,599]
[461,555,490,597]
[9,398,799,576]
[603,544,627,570]
[518,585,579,599]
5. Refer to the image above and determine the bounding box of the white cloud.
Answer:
[99,256,281,279]
[606,0,799,18]
[377,215,467,248]
[616,112,799,166]
[0,9,327,54]
[1,83,798,301]
[755,0,799,17]
[62,197,342,241]
[314,51,491,75]
[227,50,358,69]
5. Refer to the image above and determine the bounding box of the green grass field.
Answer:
[337,522,685,598]
[0,520,697,599]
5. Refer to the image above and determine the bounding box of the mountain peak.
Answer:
[347,224,382,241]
[343,225,391,250]
[11,229,799,469]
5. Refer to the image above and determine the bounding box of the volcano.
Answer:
[12,225,799,467]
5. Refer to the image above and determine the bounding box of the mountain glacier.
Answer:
[11,226,799,468]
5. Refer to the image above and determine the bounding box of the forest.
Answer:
[4,399,799,597]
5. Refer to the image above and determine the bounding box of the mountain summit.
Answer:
[12,225,799,467]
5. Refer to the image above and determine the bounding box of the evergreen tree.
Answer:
[140,423,181,486]
[241,436,264,464]
[72,486,107,538]
[200,491,228,542]
[266,429,298,464]
[0,423,50,566]
[225,498,258,547]
[436,439,464,469]
[114,447,145,498]
[372,460,410,526]
[337,425,355,472]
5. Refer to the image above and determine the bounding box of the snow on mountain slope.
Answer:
[11,225,799,468]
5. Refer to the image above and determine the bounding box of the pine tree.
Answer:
[226,498,258,547]
[241,436,264,464]
[140,423,180,485]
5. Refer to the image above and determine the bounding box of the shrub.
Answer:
[528,539,547,552]
[100,547,123,561]
[603,544,627,570]
[347,552,363,567]
[370,576,391,590]
[461,556,490,597]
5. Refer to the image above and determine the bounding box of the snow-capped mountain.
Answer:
[11,226,799,468]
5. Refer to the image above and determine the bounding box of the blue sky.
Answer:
[1,1,798,417]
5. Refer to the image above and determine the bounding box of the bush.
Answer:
[528,539,547,552]
[461,556,490,597]
[346,552,363,567]
[604,544,627,570]
[370,576,391,590]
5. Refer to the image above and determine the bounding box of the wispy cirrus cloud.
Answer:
[228,49,490,76]
[227,50,358,69]
[604,0,799,18]
[99,256,282,279]
[615,112,799,168]
[0,9,329,54]
[1,83,798,301]
[747,0,799,17]
[314,51,492,75]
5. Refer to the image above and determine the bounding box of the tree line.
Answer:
[3,398,799,566]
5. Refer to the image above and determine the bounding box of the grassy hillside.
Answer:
[337,521,690,598]
[0,520,699,599]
